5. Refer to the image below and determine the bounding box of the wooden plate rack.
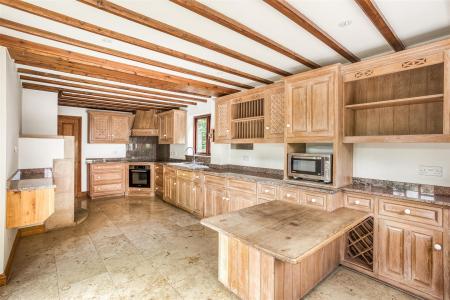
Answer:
[345,217,374,271]
[231,96,264,140]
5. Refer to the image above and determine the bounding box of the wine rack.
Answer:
[231,95,265,140]
[345,217,374,271]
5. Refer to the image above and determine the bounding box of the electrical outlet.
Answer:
[418,165,443,177]
[242,155,249,162]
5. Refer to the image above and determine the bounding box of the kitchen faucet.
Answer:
[184,147,196,164]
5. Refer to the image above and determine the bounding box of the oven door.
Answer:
[288,156,324,179]
[129,169,150,188]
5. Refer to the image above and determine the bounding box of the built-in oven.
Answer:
[287,153,332,183]
[129,165,151,188]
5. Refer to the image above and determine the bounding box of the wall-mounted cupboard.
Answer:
[342,40,450,143]
[88,111,134,144]
[158,109,186,144]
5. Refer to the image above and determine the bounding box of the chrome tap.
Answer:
[185,147,196,164]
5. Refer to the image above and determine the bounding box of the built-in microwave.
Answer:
[287,153,332,183]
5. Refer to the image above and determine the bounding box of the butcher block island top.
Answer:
[201,200,369,264]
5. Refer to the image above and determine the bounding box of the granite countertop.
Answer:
[85,157,185,163]
[202,200,368,263]
[8,168,56,192]
[343,178,450,207]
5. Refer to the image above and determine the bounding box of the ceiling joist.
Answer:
[0,0,272,84]
[264,0,359,63]
[78,0,291,76]
[59,95,170,110]
[57,100,136,112]
[19,73,199,105]
[0,18,252,89]
[170,0,319,69]
[354,0,405,51]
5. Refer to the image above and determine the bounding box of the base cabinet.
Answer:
[378,219,444,299]
[204,184,228,218]
[89,163,125,199]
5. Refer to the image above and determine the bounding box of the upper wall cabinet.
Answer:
[88,111,133,144]
[158,109,186,144]
[285,65,340,142]
[342,40,450,143]
[214,83,284,144]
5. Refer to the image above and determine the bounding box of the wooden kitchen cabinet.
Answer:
[264,86,285,141]
[163,166,177,204]
[88,111,133,144]
[285,66,338,139]
[158,109,186,144]
[204,175,229,218]
[154,163,164,197]
[378,218,444,299]
[89,163,125,199]
[215,98,232,143]
[191,181,204,218]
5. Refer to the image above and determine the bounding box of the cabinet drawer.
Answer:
[91,163,123,171]
[92,171,123,183]
[257,183,277,199]
[302,191,326,209]
[378,198,442,227]
[92,183,124,194]
[204,175,226,187]
[228,178,257,193]
[344,193,374,212]
[177,170,194,180]
[278,186,300,204]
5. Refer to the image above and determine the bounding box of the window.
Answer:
[194,114,211,155]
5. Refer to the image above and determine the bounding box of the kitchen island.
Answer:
[201,200,369,300]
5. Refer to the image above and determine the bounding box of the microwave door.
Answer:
[291,158,322,176]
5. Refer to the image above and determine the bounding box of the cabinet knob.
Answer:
[195,176,199,179]
[434,244,442,251]
[286,193,291,197]
[354,200,360,205]
[264,189,269,193]
[164,134,167,137]
[192,188,195,191]
[403,208,411,215]
[226,129,229,133]
[286,124,291,128]
[174,183,177,185]
[311,198,316,203]
[265,126,270,130]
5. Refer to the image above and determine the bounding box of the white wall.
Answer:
[19,138,65,169]
[354,143,450,186]
[0,47,21,272]
[58,106,127,191]
[22,89,58,136]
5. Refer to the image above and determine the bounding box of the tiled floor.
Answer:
[0,196,416,299]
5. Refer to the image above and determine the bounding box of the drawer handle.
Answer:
[226,129,229,133]
[434,244,442,251]
[354,200,360,205]
[192,188,195,191]
[174,183,177,185]
[96,176,101,179]
[195,176,199,179]
[264,189,269,193]
[265,126,269,130]
[286,193,291,197]
[311,198,316,203]
[404,208,411,215]
[222,197,229,201]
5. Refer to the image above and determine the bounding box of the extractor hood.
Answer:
[131,110,159,136]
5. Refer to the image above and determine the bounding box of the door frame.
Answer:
[57,115,82,198]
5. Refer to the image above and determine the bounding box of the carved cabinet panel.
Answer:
[89,111,132,144]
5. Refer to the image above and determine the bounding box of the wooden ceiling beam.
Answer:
[0,0,271,84]
[1,35,238,96]
[19,74,198,105]
[58,100,136,112]
[354,0,405,51]
[78,0,291,76]
[59,96,165,110]
[264,0,359,62]
[59,92,178,108]
[170,0,319,68]
[22,82,59,93]
[0,18,252,89]
[18,68,206,101]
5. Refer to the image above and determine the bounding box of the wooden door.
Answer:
[110,114,130,143]
[58,115,82,199]
[378,219,407,282]
[204,184,227,217]
[89,113,110,143]
[264,87,285,140]
[286,80,308,138]
[192,181,203,218]
[308,75,334,136]
[408,226,443,298]
[215,100,231,142]
[228,190,257,212]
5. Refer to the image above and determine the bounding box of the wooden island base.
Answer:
[218,233,342,300]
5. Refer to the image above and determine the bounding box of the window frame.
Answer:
[193,114,211,156]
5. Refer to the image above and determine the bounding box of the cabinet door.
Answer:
[159,114,167,143]
[89,113,111,143]
[204,184,228,217]
[166,113,174,142]
[170,176,177,204]
[191,182,204,218]
[286,80,308,138]
[264,88,285,140]
[228,190,257,212]
[308,75,334,136]
[215,100,231,142]
[110,115,130,143]
[378,219,407,282]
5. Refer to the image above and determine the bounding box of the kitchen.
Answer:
[0,0,449,299]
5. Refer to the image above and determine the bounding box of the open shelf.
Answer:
[345,217,374,271]
[231,116,264,122]
[345,94,443,110]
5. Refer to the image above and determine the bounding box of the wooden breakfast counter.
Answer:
[201,200,369,300]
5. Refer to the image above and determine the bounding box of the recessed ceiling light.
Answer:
[338,20,352,28]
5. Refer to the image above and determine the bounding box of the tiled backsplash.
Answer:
[127,136,170,160]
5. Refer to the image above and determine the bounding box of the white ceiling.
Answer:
[0,0,449,101]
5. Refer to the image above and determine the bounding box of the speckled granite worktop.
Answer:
[343,178,450,207]
[8,168,55,191]
[85,157,185,163]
